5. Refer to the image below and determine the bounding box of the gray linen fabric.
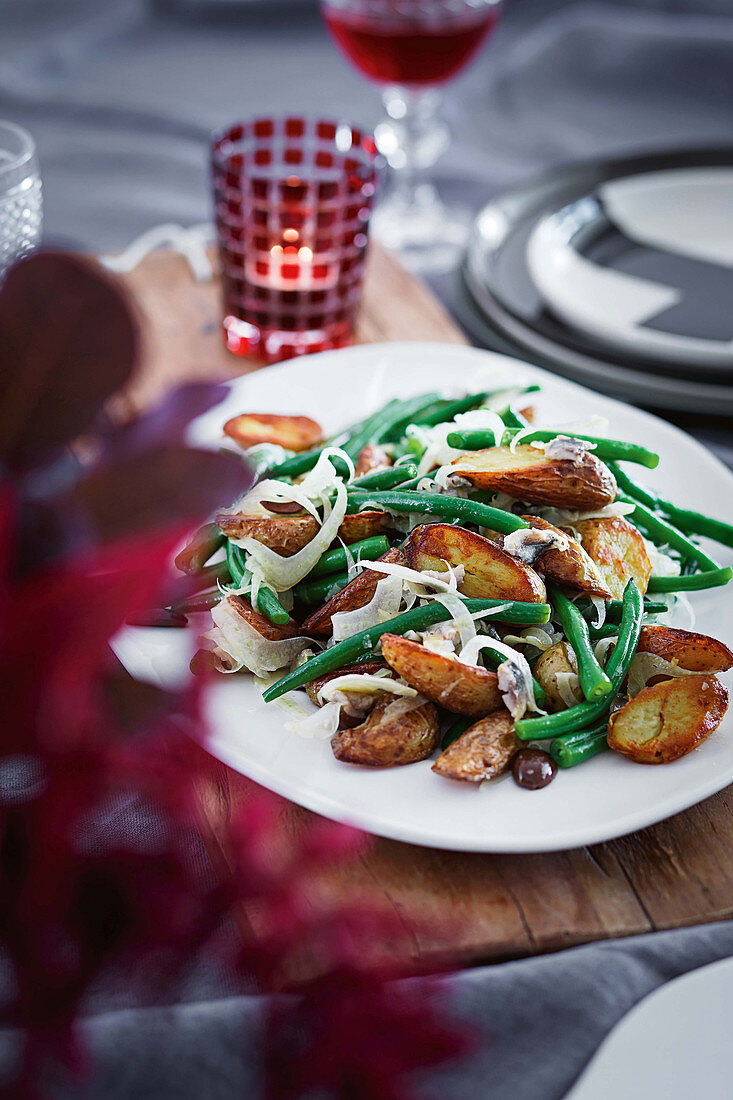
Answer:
[26,921,733,1099]
[2,2,733,1096]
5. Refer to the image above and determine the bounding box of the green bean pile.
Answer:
[170,383,733,783]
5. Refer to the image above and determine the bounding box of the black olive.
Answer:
[512,748,557,790]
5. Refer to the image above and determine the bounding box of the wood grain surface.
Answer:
[118,243,733,973]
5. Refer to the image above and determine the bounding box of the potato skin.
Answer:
[450,444,617,511]
[338,510,393,543]
[575,516,651,599]
[381,633,503,716]
[607,674,729,764]
[217,512,318,555]
[534,641,582,712]
[223,412,323,452]
[406,522,546,604]
[216,509,391,556]
[301,548,406,637]
[354,444,391,476]
[224,594,300,641]
[432,712,520,783]
[520,515,613,599]
[331,696,440,767]
[305,661,390,708]
[635,625,733,673]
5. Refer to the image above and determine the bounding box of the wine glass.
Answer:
[321,0,502,273]
[0,121,42,281]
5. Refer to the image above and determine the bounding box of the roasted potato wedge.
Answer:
[338,510,393,542]
[381,633,503,716]
[354,444,392,476]
[302,548,406,637]
[406,522,546,604]
[520,516,613,599]
[534,641,582,712]
[217,512,317,556]
[305,661,390,708]
[432,712,521,783]
[217,509,392,556]
[635,625,733,673]
[607,674,728,764]
[332,695,440,767]
[223,412,323,452]
[222,593,300,641]
[574,516,651,599]
[450,444,617,511]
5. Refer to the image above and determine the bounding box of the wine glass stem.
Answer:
[377,85,449,200]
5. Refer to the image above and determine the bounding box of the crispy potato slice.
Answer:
[223,593,300,641]
[450,444,617,511]
[338,510,393,542]
[520,515,613,599]
[575,516,651,599]
[406,522,546,603]
[332,696,440,766]
[607,674,728,764]
[635,625,733,673]
[432,712,520,783]
[305,661,390,707]
[216,513,318,556]
[301,548,406,637]
[223,413,323,452]
[534,641,582,712]
[381,633,503,716]
[354,444,392,477]
[216,509,392,556]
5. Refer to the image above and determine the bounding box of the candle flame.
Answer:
[298,246,313,261]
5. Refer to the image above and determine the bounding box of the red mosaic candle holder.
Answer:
[211,117,381,364]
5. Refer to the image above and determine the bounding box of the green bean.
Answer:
[401,391,492,432]
[648,568,733,593]
[256,586,292,625]
[225,541,291,625]
[551,586,612,701]
[350,464,418,490]
[346,489,528,534]
[588,623,622,640]
[309,536,390,579]
[550,719,609,768]
[576,597,668,623]
[515,579,643,740]
[263,597,551,701]
[293,570,350,607]
[619,496,719,571]
[370,391,442,442]
[447,428,659,468]
[175,523,225,574]
[170,586,223,614]
[499,406,531,430]
[440,715,474,751]
[610,462,733,551]
[446,428,502,450]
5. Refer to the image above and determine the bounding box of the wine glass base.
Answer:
[370,183,472,274]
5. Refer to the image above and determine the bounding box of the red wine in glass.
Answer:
[322,1,500,87]
[321,0,502,273]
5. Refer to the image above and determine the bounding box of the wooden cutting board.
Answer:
[117,242,733,974]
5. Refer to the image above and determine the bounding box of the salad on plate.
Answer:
[170,383,733,793]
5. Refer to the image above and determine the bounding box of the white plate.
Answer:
[114,342,733,853]
[564,956,733,1100]
[527,168,733,369]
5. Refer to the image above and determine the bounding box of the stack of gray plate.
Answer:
[459,147,733,414]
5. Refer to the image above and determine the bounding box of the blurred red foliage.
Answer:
[0,254,469,1098]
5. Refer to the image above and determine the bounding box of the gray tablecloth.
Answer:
[3,2,733,1096]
